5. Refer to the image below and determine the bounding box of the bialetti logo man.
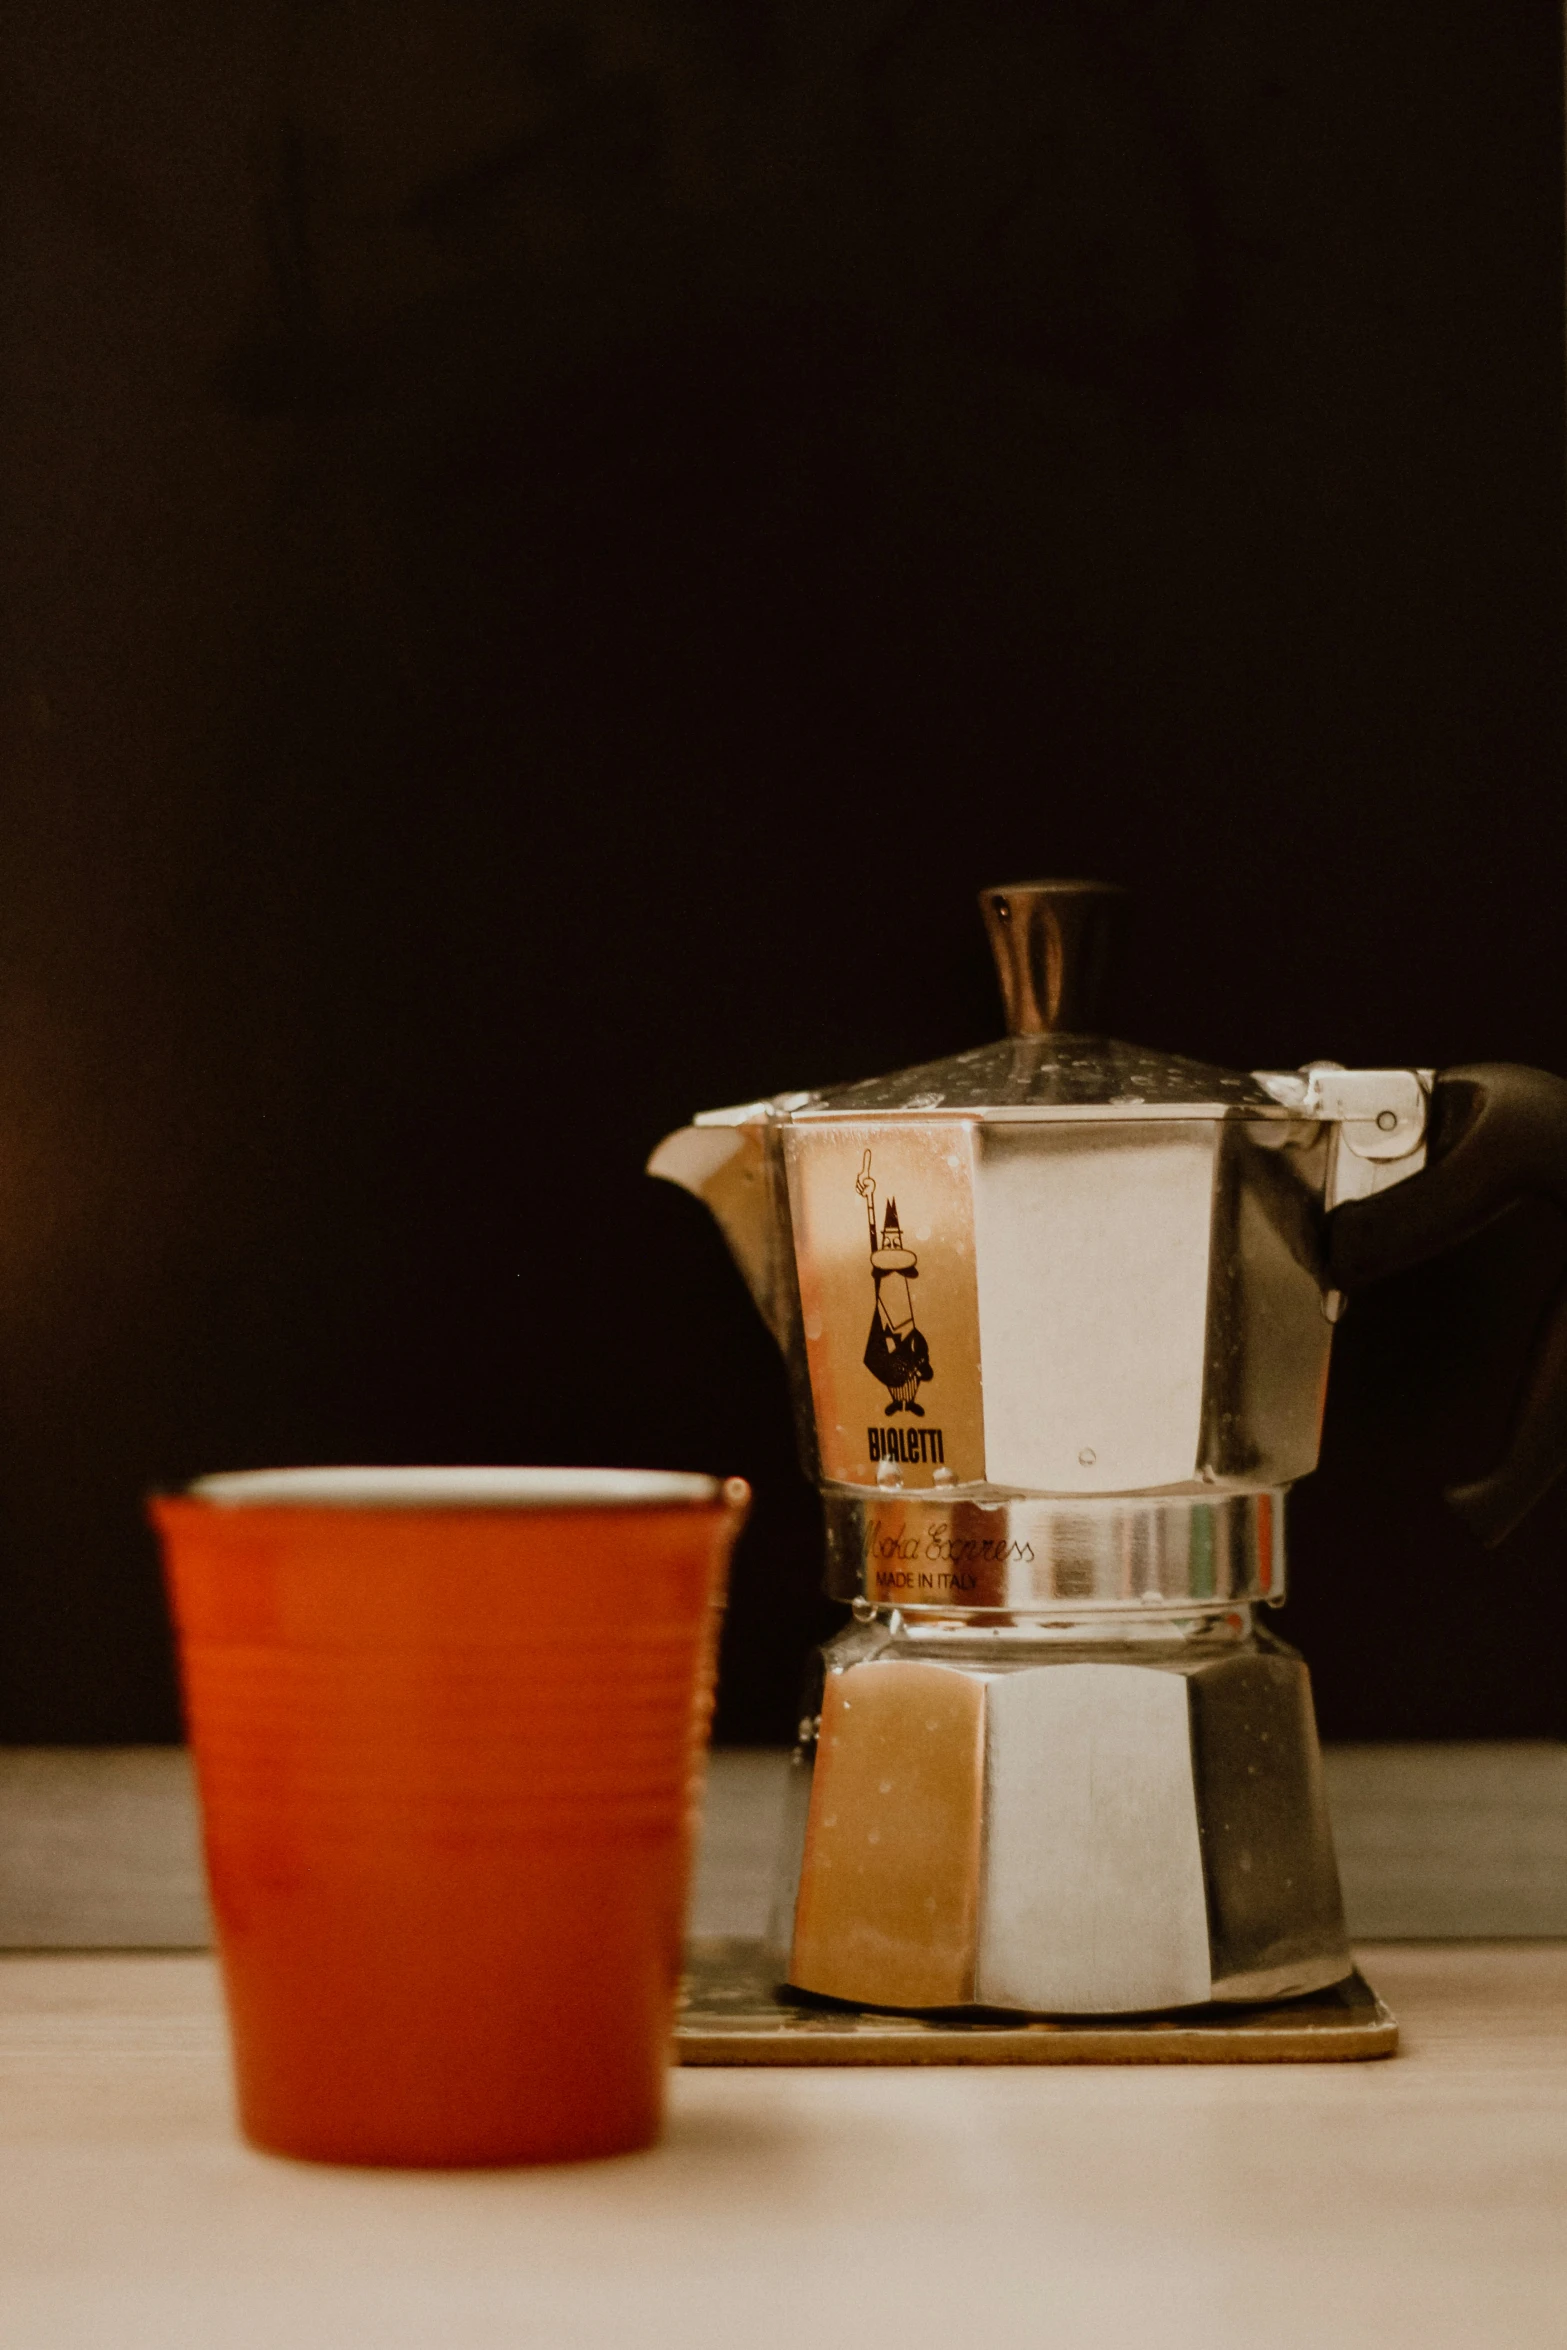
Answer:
[856,1150,944,1465]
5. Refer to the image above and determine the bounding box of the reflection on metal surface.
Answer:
[977,1663,1212,2013]
[790,1660,984,2008]
[974,1120,1216,1491]
[977,879,1125,1039]
[1200,1121,1335,1486]
[1191,1651,1350,1999]
[821,1486,1284,1610]
[782,1618,1352,2017]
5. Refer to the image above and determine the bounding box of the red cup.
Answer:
[152,1467,748,2167]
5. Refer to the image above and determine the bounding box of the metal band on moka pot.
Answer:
[820,1484,1286,1614]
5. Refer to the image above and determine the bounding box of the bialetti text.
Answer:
[867,1424,944,1465]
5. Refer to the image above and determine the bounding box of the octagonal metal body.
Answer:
[779,1616,1351,2015]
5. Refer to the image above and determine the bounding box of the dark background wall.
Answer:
[0,1,1562,1745]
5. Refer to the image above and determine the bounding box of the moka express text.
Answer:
[860,1514,1037,1600]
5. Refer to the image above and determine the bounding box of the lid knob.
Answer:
[978,880,1125,1038]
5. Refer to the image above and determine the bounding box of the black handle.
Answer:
[1327,1063,1567,1547]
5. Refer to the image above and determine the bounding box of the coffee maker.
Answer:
[651,881,1567,2015]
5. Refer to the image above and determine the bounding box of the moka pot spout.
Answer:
[646,1099,803,1350]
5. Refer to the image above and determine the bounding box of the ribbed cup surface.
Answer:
[154,1491,745,2167]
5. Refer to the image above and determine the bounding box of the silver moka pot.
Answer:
[651,880,1567,2014]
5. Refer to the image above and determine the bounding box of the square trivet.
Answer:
[676,1938,1397,2065]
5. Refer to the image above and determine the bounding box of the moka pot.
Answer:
[650,880,1567,2014]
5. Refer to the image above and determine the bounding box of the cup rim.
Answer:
[176,1466,734,1513]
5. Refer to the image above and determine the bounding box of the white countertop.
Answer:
[0,1942,1561,2349]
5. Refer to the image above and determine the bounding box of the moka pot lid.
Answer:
[789,881,1279,1124]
